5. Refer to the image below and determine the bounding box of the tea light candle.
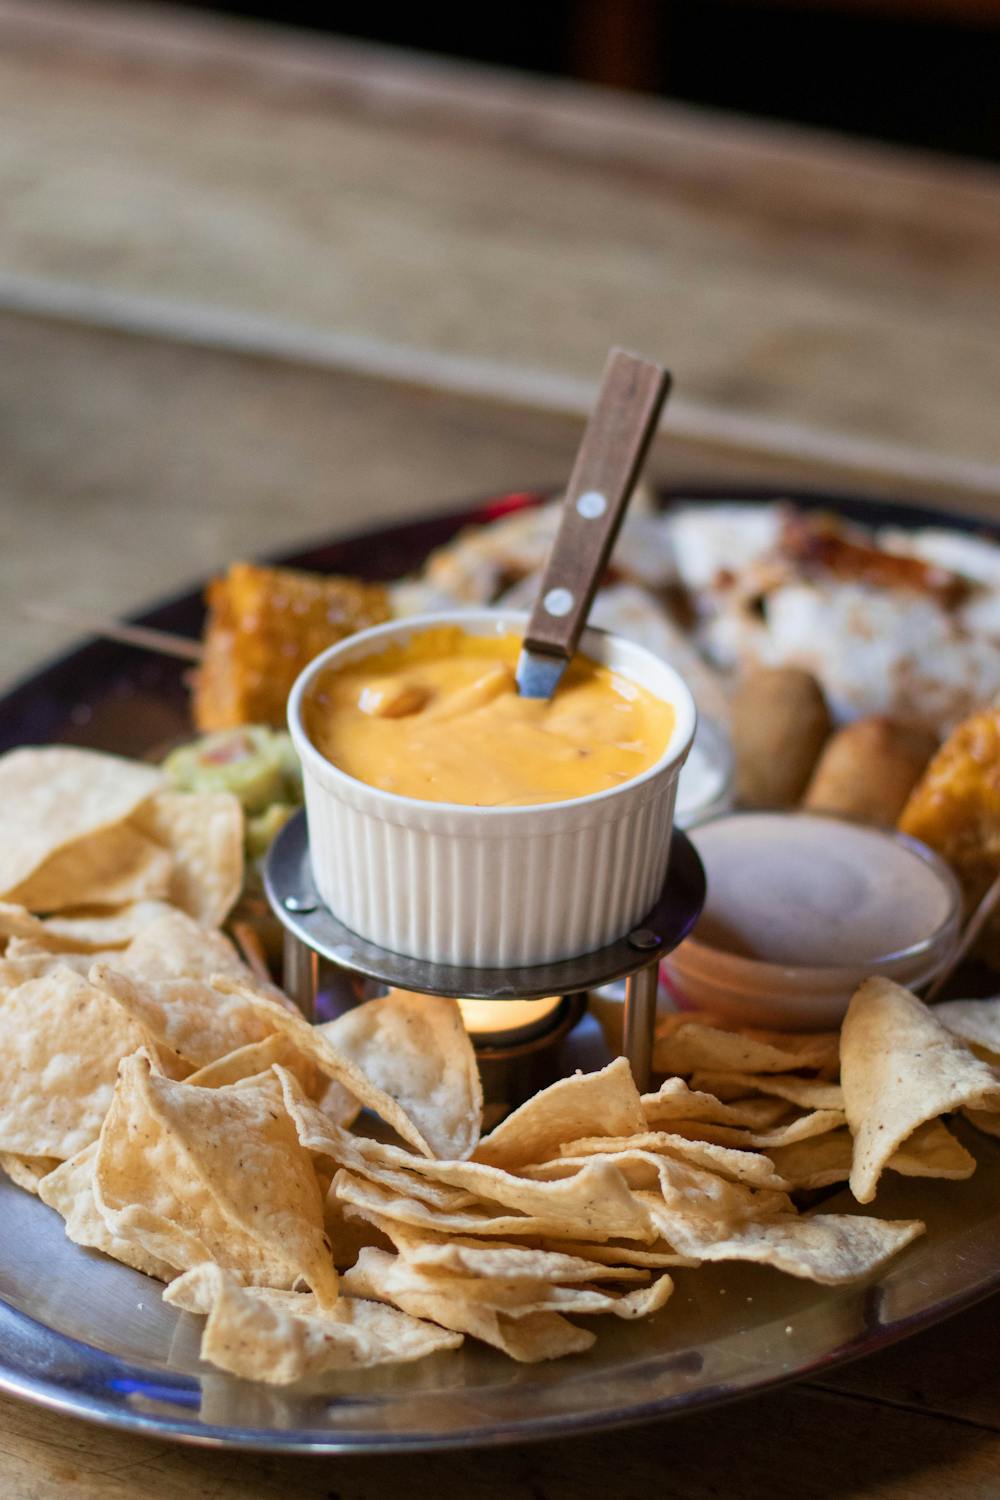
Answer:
[457,995,563,1044]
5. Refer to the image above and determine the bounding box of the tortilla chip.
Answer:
[0,966,158,1157]
[0,1152,60,1194]
[0,901,175,954]
[351,1263,549,1314]
[11,824,173,913]
[91,964,278,1073]
[767,1119,976,1191]
[0,904,68,948]
[0,948,123,986]
[40,902,175,949]
[527,1148,792,1220]
[505,1277,673,1321]
[333,1203,661,1306]
[654,1015,839,1077]
[164,1263,461,1382]
[0,747,162,900]
[552,1131,788,1188]
[277,1082,479,1211]
[687,1072,845,1112]
[343,1247,595,1361]
[933,998,1000,1062]
[316,989,482,1160]
[121,909,252,982]
[38,1142,174,1278]
[663,1110,847,1151]
[312,1077,362,1130]
[94,1053,337,1304]
[473,1058,645,1170]
[134,791,243,928]
[334,1168,654,1244]
[324,1192,396,1269]
[887,1118,976,1178]
[340,1245,670,1321]
[764,1131,854,1190]
[640,1198,924,1283]
[185,1033,318,1095]
[386,1232,650,1284]
[841,978,1000,1203]
[544,1238,697,1269]
[0,936,61,960]
[279,1070,653,1235]
[641,1077,792,1131]
[349,1169,478,1214]
[342,1126,788,1237]
[338,1157,479,1213]
[965,1109,1000,1137]
[680,1074,761,1104]
[212,976,463,1157]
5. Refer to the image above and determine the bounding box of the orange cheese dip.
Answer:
[304,627,674,807]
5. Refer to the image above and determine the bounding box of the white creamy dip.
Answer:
[691,812,954,967]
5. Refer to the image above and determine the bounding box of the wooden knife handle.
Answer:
[523,347,671,661]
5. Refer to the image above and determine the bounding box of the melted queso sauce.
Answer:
[304,626,674,807]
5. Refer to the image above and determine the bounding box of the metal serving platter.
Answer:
[1,485,998,1453]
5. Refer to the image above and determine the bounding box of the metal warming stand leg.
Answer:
[622,956,660,1093]
[281,929,319,1022]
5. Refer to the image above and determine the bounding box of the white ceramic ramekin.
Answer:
[288,609,697,967]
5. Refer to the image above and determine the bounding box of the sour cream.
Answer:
[667,811,961,1027]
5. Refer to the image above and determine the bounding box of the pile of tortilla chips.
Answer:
[3,747,1000,1386]
[0,746,243,928]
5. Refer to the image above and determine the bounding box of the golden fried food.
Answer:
[804,717,937,827]
[899,706,1000,917]
[730,665,831,809]
[193,563,390,732]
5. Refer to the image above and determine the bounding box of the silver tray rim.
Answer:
[0,1253,997,1454]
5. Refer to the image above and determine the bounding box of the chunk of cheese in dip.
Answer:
[304,627,674,807]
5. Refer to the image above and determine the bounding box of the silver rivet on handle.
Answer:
[543,587,575,618]
[576,490,608,519]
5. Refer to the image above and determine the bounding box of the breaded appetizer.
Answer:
[194,563,390,731]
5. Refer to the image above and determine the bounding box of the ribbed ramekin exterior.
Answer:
[290,610,696,968]
[302,767,681,966]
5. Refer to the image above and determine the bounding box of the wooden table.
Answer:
[0,3,998,1494]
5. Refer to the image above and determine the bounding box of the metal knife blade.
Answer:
[515,648,568,701]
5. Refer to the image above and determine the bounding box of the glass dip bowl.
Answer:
[665,810,962,1029]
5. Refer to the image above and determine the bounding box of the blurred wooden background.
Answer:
[168,0,1000,156]
[1,0,998,690]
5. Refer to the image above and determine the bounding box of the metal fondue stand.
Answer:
[265,810,706,1093]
